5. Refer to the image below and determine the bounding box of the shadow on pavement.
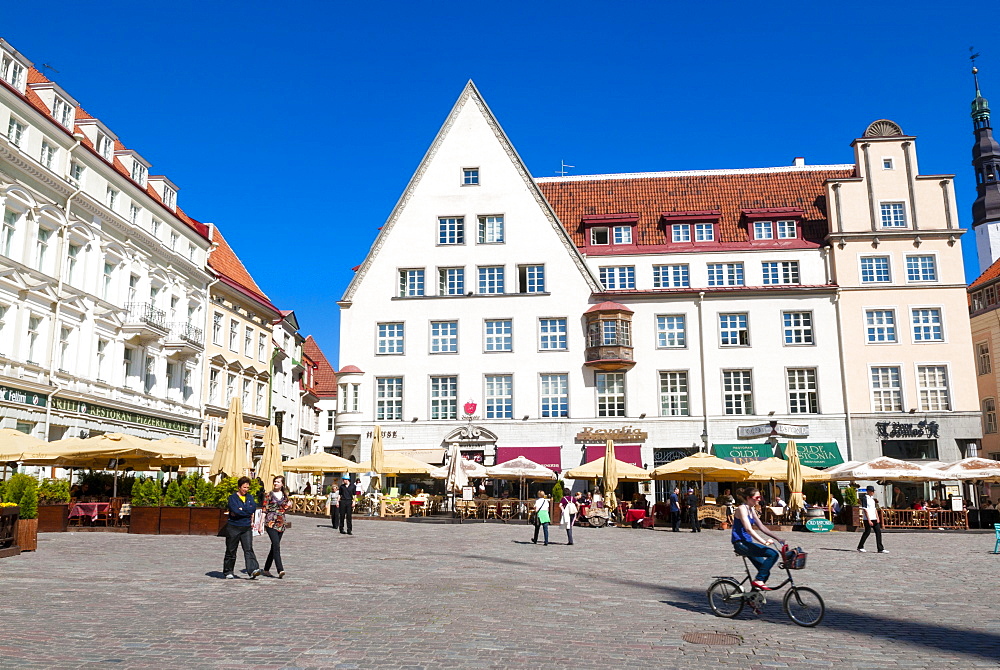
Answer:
[204,571,227,579]
[460,552,1000,663]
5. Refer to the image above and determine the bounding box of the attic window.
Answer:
[97,133,113,160]
[2,57,25,90]
[131,162,147,187]
[163,186,176,210]
[591,227,609,245]
[52,97,74,129]
[463,168,479,185]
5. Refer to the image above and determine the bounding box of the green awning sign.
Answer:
[713,443,774,464]
[778,442,844,468]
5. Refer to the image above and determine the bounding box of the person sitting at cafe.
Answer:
[830,496,842,516]
[574,491,584,508]
[499,490,510,499]
[413,488,429,502]
[303,482,312,495]
[981,498,995,510]
[912,499,925,510]
[581,491,593,505]
[774,496,787,508]
[631,492,648,511]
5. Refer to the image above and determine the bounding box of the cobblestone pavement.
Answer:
[2,518,999,669]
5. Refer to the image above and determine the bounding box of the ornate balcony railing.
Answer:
[169,322,205,346]
[125,302,167,330]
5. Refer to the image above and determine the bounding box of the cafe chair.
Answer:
[93,504,111,527]
[993,523,1000,554]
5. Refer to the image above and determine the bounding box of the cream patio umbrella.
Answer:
[146,437,214,467]
[603,438,619,514]
[23,432,159,497]
[785,440,805,512]
[650,451,752,483]
[487,456,557,502]
[565,457,651,482]
[744,457,827,482]
[430,453,489,484]
[282,451,368,474]
[356,452,436,476]
[0,427,46,467]
[937,457,1000,482]
[209,397,251,481]
[256,425,284,488]
[369,424,385,493]
[813,456,949,482]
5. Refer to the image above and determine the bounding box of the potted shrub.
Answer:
[841,485,860,529]
[37,479,71,532]
[3,474,38,551]
[188,475,224,536]
[158,479,191,534]
[129,478,163,534]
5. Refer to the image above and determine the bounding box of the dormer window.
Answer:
[694,223,714,242]
[131,162,147,187]
[2,56,25,90]
[163,186,176,210]
[671,224,690,242]
[752,220,797,240]
[661,210,722,245]
[52,97,74,129]
[591,227,609,245]
[581,214,639,250]
[742,209,804,242]
[97,133,113,160]
[612,226,632,244]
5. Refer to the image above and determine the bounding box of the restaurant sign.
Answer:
[575,426,648,443]
[805,518,834,533]
[0,384,47,408]
[875,420,939,439]
[713,443,775,464]
[737,423,809,439]
[778,442,844,468]
[50,397,196,434]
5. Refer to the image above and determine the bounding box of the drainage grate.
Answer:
[682,632,742,646]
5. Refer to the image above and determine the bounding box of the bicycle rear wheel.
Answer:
[783,586,825,627]
[707,578,745,618]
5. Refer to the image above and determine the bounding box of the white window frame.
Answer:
[590,227,610,245]
[7,117,26,148]
[776,220,798,239]
[518,264,545,293]
[462,168,479,185]
[656,314,686,348]
[376,322,405,355]
[478,266,504,294]
[870,365,903,412]
[865,308,898,344]
[905,254,938,283]
[478,215,504,244]
[653,264,689,288]
[399,268,425,297]
[882,157,894,170]
[229,318,238,351]
[596,371,626,418]
[39,140,56,169]
[438,216,465,245]
[539,373,568,418]
[719,313,750,347]
[162,186,176,210]
[911,307,944,343]
[916,364,951,411]
[659,370,689,416]
[879,201,907,228]
[786,368,818,414]
[671,223,690,243]
[429,375,458,419]
[722,369,754,415]
[438,267,465,295]
[694,223,715,242]
[983,398,997,434]
[375,377,403,421]
[612,225,632,244]
[484,374,513,419]
[484,319,512,352]
[762,260,800,285]
[707,262,744,286]
[977,342,992,376]
[131,161,147,187]
[753,221,773,240]
[860,255,892,284]
[430,321,458,354]
[538,318,567,351]
[782,311,814,346]
[599,266,635,290]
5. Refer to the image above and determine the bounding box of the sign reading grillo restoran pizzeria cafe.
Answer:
[575,426,648,443]
[50,396,197,434]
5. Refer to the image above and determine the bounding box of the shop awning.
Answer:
[713,443,774,464]
[584,444,642,468]
[778,442,844,468]
[384,448,446,465]
[495,446,562,471]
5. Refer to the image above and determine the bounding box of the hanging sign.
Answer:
[737,423,809,439]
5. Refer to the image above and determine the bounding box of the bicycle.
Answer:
[706,544,825,627]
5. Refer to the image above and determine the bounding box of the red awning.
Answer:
[495,446,562,471]
[584,445,643,468]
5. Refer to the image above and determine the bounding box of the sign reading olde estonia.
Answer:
[575,427,648,443]
[0,384,46,408]
[736,423,809,439]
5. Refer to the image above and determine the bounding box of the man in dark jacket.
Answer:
[669,487,681,532]
[338,477,356,535]
[685,487,701,532]
[223,476,261,579]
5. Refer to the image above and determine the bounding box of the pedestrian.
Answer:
[338,477,356,535]
[669,487,681,532]
[857,485,887,553]
[720,488,736,527]
[560,491,577,545]
[261,475,291,578]
[222,476,261,580]
[328,481,341,529]
[685,487,701,532]
[731,487,786,590]
[532,490,550,545]
[303,481,312,495]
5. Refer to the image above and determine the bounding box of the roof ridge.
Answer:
[535,164,856,182]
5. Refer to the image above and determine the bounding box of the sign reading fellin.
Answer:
[574,426,648,443]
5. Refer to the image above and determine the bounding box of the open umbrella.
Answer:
[257,425,284,487]
[487,456,557,502]
[603,438,619,515]
[282,451,368,474]
[744,457,826,482]
[430,453,489,483]
[565,457,651,482]
[24,433,157,496]
[356,452,436,476]
[209,397,250,481]
[813,457,949,482]
[937,457,1000,482]
[0,427,45,462]
[786,440,804,512]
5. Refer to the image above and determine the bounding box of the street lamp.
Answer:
[700,430,708,453]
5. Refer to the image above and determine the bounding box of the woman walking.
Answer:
[560,491,578,545]
[731,487,786,590]
[532,491,551,546]
[261,475,291,578]
[222,477,261,580]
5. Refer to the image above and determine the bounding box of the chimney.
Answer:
[792,157,805,167]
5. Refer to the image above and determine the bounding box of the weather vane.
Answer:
[970,47,981,72]
[556,160,575,177]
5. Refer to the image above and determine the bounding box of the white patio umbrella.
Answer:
[816,456,949,482]
[487,456,557,502]
[937,457,1000,482]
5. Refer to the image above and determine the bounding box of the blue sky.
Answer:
[3,1,996,364]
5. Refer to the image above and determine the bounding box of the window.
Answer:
[906,255,937,282]
[882,158,894,170]
[144,355,155,394]
[596,372,626,417]
[351,384,359,412]
[226,373,237,403]
[983,398,997,434]
[438,217,464,245]
[229,319,238,351]
[539,318,567,350]
[865,309,897,343]
[131,162,147,187]
[484,319,512,352]
[722,370,754,415]
[96,133,113,160]
[518,265,545,293]
[478,266,504,294]
[430,376,458,419]
[978,342,992,376]
[2,209,16,257]
[256,382,266,415]
[163,186,176,210]
[753,221,773,240]
[328,408,336,429]
[258,333,267,362]
[439,267,465,295]
[96,339,108,381]
[212,312,223,345]
[911,308,943,342]
[860,256,891,283]
[707,263,744,286]
[917,365,950,411]
[39,141,56,169]
[129,203,139,225]
[3,59,25,89]
[590,227,609,245]
[128,275,138,303]
[58,326,71,370]
[694,223,714,241]
[376,322,404,355]
[151,219,161,238]
[430,321,458,353]
[399,269,425,297]
[659,371,689,416]
[169,231,179,250]
[540,374,568,418]
[612,226,632,244]
[478,215,504,244]
[463,168,479,185]
[35,228,51,272]
[776,220,797,239]
[7,117,25,147]
[719,313,749,346]
[879,202,907,228]
[244,326,254,357]
[656,315,686,348]
[184,368,193,402]
[653,264,689,288]
[588,318,631,347]
[187,242,196,260]
[671,224,690,243]
[787,368,818,413]
[762,261,799,285]
[102,262,114,300]
[123,347,135,386]
[209,369,220,404]
[242,379,252,411]
[66,244,80,285]
[106,187,118,211]
[70,161,85,182]
[870,366,902,412]
[599,266,635,290]
[782,311,814,345]
[485,375,513,419]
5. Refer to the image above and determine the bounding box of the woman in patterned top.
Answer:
[261,475,291,578]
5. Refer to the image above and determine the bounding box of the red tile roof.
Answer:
[303,336,337,398]
[537,168,855,248]
[586,301,632,313]
[338,365,363,374]
[209,228,276,313]
[970,255,1000,289]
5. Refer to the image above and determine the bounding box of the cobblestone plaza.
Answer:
[2,520,998,669]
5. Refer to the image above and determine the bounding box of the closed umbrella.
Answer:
[603,438,619,515]
[209,397,250,481]
[430,454,489,482]
[786,440,805,512]
[370,424,385,493]
[257,425,284,488]
[443,444,470,493]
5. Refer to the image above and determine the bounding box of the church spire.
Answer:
[970,58,1000,270]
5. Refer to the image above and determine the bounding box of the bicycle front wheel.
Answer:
[707,578,745,618]
[783,586,825,627]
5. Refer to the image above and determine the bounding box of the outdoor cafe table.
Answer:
[69,502,109,522]
[624,508,647,524]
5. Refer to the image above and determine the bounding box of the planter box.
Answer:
[0,505,19,555]
[158,507,191,535]
[38,504,69,532]
[14,517,37,551]
[189,507,225,536]
[129,506,161,534]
